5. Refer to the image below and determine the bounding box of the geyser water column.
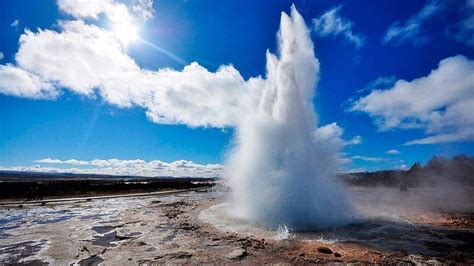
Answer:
[226,5,354,230]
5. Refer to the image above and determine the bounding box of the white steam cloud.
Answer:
[226,6,354,230]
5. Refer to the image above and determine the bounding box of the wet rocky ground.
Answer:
[0,190,473,264]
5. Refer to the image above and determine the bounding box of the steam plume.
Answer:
[226,6,354,230]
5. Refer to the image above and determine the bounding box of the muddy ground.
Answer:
[0,190,473,265]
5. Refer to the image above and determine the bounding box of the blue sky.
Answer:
[1,0,473,176]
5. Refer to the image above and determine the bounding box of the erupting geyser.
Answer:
[226,5,354,230]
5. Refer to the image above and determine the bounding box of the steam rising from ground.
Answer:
[226,6,354,230]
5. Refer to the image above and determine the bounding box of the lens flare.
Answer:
[113,22,138,45]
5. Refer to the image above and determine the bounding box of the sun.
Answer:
[113,22,139,45]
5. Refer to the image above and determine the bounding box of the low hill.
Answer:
[339,155,474,188]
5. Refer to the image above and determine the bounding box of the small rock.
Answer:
[226,248,247,260]
[334,252,342,257]
[317,246,333,254]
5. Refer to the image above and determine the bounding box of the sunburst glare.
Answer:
[113,22,139,45]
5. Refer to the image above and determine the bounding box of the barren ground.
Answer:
[0,190,473,265]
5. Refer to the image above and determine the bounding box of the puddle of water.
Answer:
[0,239,48,264]
[80,214,108,221]
[36,215,74,225]
[144,210,157,216]
[160,233,176,243]
[78,255,104,266]
[155,222,173,231]
[90,230,141,247]
[99,219,121,224]
[91,226,114,234]
[91,231,122,247]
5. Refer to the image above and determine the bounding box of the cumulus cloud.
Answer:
[313,123,362,169]
[383,0,444,45]
[314,122,362,147]
[58,0,133,23]
[385,149,401,155]
[10,158,223,177]
[351,55,474,145]
[312,6,366,48]
[0,64,57,99]
[0,0,264,127]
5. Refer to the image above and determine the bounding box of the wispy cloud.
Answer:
[382,0,444,46]
[351,155,389,162]
[312,6,366,49]
[449,0,474,47]
[385,149,401,155]
[10,19,19,28]
[351,55,474,145]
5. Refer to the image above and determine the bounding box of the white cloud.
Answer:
[382,0,444,45]
[57,0,154,23]
[10,20,19,28]
[351,155,389,162]
[11,158,223,177]
[385,149,401,155]
[34,158,64,164]
[314,123,362,169]
[0,52,3,60]
[34,158,89,165]
[312,6,366,49]
[132,0,154,21]
[64,159,90,165]
[314,122,362,147]
[0,64,57,99]
[58,0,132,23]
[351,55,474,145]
[1,7,264,127]
[346,135,362,145]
